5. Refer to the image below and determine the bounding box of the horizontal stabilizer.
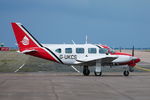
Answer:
[21,49,37,54]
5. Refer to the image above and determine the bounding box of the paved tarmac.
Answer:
[0,72,150,100]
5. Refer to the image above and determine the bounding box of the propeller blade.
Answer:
[132,46,134,56]
[120,46,122,52]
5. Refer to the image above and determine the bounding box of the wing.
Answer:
[76,55,118,65]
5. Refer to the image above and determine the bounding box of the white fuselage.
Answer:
[42,43,135,66]
[43,44,107,65]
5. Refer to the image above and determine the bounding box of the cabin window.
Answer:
[76,48,84,53]
[65,48,72,53]
[99,48,108,54]
[88,48,97,53]
[55,48,61,53]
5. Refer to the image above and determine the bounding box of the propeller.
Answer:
[130,45,135,72]
[132,45,134,56]
[119,46,122,52]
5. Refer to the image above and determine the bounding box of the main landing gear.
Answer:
[94,66,102,76]
[83,66,90,76]
[94,71,102,76]
[83,66,102,76]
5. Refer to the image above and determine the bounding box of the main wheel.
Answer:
[94,71,102,76]
[123,70,129,76]
[83,69,90,76]
[83,66,90,76]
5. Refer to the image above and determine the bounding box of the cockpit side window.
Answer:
[65,48,72,53]
[55,48,61,53]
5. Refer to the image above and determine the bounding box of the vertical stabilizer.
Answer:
[11,23,43,51]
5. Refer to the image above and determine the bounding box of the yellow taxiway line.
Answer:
[135,66,150,71]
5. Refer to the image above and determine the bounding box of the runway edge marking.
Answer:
[14,64,25,72]
[71,65,81,73]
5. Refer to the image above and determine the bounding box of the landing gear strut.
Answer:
[129,66,134,72]
[83,66,90,76]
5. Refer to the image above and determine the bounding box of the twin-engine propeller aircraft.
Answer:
[11,23,140,76]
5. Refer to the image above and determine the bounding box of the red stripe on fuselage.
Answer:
[24,47,59,63]
[112,52,140,67]
[111,52,131,56]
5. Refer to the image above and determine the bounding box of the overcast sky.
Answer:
[0,0,150,48]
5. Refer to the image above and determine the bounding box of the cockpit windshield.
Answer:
[108,47,116,54]
[99,48,108,54]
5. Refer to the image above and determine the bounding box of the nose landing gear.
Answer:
[123,70,129,76]
[122,65,130,76]
[129,66,134,72]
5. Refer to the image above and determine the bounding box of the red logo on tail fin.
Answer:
[22,36,29,45]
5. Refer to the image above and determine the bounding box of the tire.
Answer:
[123,71,129,76]
[94,71,102,76]
[83,69,90,76]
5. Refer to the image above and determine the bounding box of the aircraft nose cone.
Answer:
[136,58,141,63]
[132,57,141,63]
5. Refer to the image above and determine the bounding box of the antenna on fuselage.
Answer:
[85,35,88,44]
[72,40,76,45]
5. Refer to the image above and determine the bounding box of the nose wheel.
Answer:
[83,66,90,76]
[123,70,129,76]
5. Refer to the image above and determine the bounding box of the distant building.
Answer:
[0,47,10,51]
[0,43,9,51]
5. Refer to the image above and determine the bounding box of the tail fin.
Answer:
[11,23,43,51]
